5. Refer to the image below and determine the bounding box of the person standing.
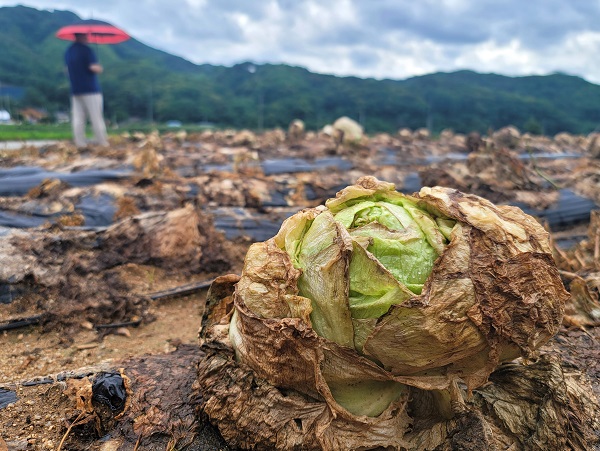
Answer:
[65,33,109,148]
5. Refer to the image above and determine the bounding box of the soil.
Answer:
[0,222,248,450]
[2,127,600,449]
[0,274,238,450]
[0,289,206,384]
[4,300,598,450]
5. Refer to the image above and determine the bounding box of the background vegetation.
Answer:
[2,5,600,136]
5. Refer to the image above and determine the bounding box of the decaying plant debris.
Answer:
[3,125,600,449]
[0,344,230,450]
[198,337,599,450]
[196,177,599,450]
[0,204,238,340]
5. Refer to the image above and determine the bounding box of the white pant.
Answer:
[71,93,109,148]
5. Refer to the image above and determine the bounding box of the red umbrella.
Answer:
[56,24,130,44]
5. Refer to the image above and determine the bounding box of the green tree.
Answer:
[524,117,543,135]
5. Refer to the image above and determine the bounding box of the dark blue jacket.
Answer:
[65,42,101,95]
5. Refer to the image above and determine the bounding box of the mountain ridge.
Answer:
[2,5,600,135]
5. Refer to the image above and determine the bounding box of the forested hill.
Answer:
[2,5,600,135]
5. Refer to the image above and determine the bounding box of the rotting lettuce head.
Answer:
[226,176,568,420]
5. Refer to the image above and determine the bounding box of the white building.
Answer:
[0,109,10,123]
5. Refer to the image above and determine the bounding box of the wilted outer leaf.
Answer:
[563,274,600,327]
[198,343,413,450]
[198,284,598,451]
[470,355,600,450]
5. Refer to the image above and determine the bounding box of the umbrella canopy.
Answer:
[56,24,130,44]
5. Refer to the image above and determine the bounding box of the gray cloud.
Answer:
[353,0,600,48]
[354,2,489,45]
[2,0,600,83]
[348,47,382,69]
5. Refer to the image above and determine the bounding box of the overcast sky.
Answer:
[3,0,600,83]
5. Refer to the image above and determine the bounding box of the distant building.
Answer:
[19,108,47,123]
[0,109,10,123]
[166,120,182,128]
[55,111,70,124]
